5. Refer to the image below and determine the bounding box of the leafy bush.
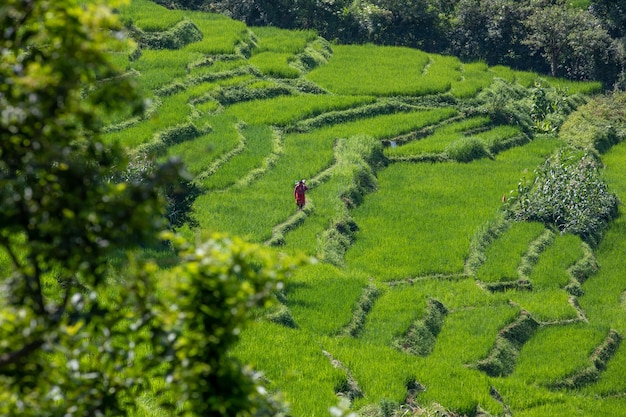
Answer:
[475,78,534,132]
[137,19,203,50]
[559,92,626,152]
[445,136,490,162]
[511,148,619,244]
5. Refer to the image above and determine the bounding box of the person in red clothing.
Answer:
[294,179,308,211]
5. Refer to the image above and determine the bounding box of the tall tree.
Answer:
[450,0,536,69]
[523,2,612,79]
[371,0,445,50]
[590,0,626,38]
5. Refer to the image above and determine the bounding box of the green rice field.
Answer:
[98,1,625,415]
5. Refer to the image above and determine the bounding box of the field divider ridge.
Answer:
[194,122,247,188]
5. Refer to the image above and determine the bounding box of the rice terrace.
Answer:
[5,0,626,416]
[111,0,624,415]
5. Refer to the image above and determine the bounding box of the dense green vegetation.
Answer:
[156,0,626,89]
[2,0,626,416]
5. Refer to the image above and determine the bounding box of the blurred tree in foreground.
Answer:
[0,0,298,415]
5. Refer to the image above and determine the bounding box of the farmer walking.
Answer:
[294,179,308,211]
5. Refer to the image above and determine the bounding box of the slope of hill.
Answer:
[111,1,625,416]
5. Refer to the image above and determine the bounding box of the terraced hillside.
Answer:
[112,1,625,416]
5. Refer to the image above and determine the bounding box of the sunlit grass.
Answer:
[509,288,578,322]
[324,337,425,408]
[540,76,603,95]
[476,221,546,283]
[232,322,345,417]
[513,324,607,385]
[286,264,369,335]
[476,125,524,150]
[248,52,301,78]
[193,109,455,241]
[528,233,583,290]
[450,62,494,98]
[201,124,275,189]
[131,49,204,90]
[103,93,191,147]
[118,0,185,31]
[360,284,429,346]
[512,396,626,417]
[168,115,240,177]
[581,329,626,396]
[251,26,318,54]
[348,137,560,280]
[490,65,517,83]
[385,116,490,157]
[183,11,248,54]
[306,44,449,96]
[434,303,520,363]
[103,4,626,415]
[224,94,376,126]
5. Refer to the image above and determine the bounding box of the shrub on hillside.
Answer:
[559,92,626,152]
[475,79,534,132]
[138,19,203,50]
[445,137,490,162]
[511,148,619,244]
[475,79,585,135]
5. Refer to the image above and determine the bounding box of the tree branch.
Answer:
[0,339,44,368]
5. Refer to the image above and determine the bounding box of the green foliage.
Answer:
[523,3,613,80]
[444,136,490,162]
[559,92,626,152]
[0,0,178,414]
[0,2,303,417]
[511,148,619,244]
[136,19,204,50]
[162,233,303,416]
